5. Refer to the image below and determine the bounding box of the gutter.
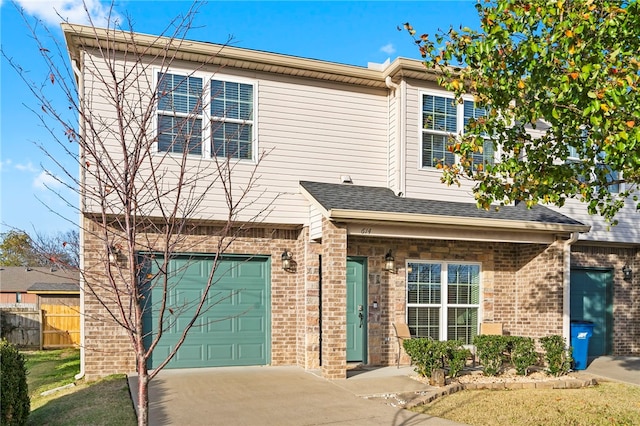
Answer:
[326,208,591,233]
[562,232,580,345]
[384,77,402,194]
[71,58,86,382]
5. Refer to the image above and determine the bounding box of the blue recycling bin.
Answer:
[570,321,594,370]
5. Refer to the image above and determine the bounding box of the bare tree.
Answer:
[3,3,270,425]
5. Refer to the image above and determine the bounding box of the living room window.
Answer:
[421,93,491,169]
[156,72,255,160]
[406,261,480,345]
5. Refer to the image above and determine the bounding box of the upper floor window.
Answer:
[422,93,491,169]
[567,137,620,194]
[211,81,254,160]
[157,73,203,155]
[156,72,255,161]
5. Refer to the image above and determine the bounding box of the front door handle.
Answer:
[358,311,364,328]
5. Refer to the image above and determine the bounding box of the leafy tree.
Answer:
[0,230,79,267]
[0,231,38,266]
[406,0,639,223]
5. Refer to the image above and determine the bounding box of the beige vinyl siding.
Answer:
[549,199,639,244]
[402,79,477,203]
[80,51,389,225]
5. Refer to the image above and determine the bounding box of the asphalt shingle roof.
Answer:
[0,267,79,293]
[299,181,586,227]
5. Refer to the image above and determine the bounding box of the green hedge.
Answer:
[403,338,470,378]
[1,339,30,425]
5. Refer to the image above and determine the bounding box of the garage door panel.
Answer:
[208,344,234,363]
[175,344,205,362]
[238,316,264,332]
[144,255,270,369]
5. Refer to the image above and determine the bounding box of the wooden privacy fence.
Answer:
[0,306,41,348]
[41,304,80,348]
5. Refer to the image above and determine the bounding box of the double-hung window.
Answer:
[463,100,494,168]
[421,93,491,169]
[156,72,255,161]
[567,141,620,194]
[157,73,203,155]
[211,80,254,160]
[406,261,480,345]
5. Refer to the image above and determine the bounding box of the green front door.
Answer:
[143,254,270,369]
[346,257,367,362]
[570,268,613,356]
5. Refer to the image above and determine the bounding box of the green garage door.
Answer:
[143,255,270,369]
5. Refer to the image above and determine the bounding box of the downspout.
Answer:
[562,232,580,344]
[72,58,86,381]
[385,76,404,196]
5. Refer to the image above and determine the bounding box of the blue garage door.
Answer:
[143,255,270,369]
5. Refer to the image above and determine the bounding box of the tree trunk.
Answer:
[137,359,149,426]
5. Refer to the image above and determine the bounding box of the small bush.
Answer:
[1,339,30,425]
[444,341,470,378]
[474,335,509,376]
[509,336,537,376]
[403,338,446,378]
[540,335,572,376]
[403,338,470,378]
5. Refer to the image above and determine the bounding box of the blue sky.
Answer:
[0,0,481,235]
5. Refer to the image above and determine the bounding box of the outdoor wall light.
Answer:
[383,250,395,273]
[108,245,121,265]
[622,264,632,281]
[281,250,293,272]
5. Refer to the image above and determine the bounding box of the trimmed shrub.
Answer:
[1,339,30,425]
[403,338,446,378]
[474,335,509,376]
[509,336,538,376]
[444,341,470,378]
[540,335,572,376]
[403,338,470,378]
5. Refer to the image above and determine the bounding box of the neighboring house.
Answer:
[0,267,80,348]
[63,24,639,380]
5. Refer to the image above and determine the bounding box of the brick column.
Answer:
[321,218,347,379]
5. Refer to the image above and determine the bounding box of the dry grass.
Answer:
[412,381,640,426]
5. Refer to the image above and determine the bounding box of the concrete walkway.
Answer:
[128,365,466,425]
[581,356,640,385]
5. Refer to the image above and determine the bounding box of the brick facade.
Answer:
[571,245,640,355]
[81,214,638,380]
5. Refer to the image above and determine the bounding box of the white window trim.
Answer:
[418,89,495,171]
[405,259,482,342]
[153,68,258,163]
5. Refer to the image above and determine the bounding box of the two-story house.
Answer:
[63,24,638,380]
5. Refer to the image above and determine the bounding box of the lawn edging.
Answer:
[400,375,598,409]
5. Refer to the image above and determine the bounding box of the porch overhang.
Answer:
[300,181,590,244]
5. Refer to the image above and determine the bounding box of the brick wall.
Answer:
[82,217,304,379]
[571,245,639,355]
[347,237,565,367]
[320,218,347,379]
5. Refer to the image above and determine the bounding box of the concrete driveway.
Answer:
[128,366,466,425]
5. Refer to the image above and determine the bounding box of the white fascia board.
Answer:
[328,209,591,234]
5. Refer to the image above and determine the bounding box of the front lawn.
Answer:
[411,381,640,425]
[24,349,136,426]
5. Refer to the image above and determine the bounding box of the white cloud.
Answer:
[14,0,120,27]
[0,159,13,172]
[33,170,63,190]
[380,43,396,55]
[14,161,39,173]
